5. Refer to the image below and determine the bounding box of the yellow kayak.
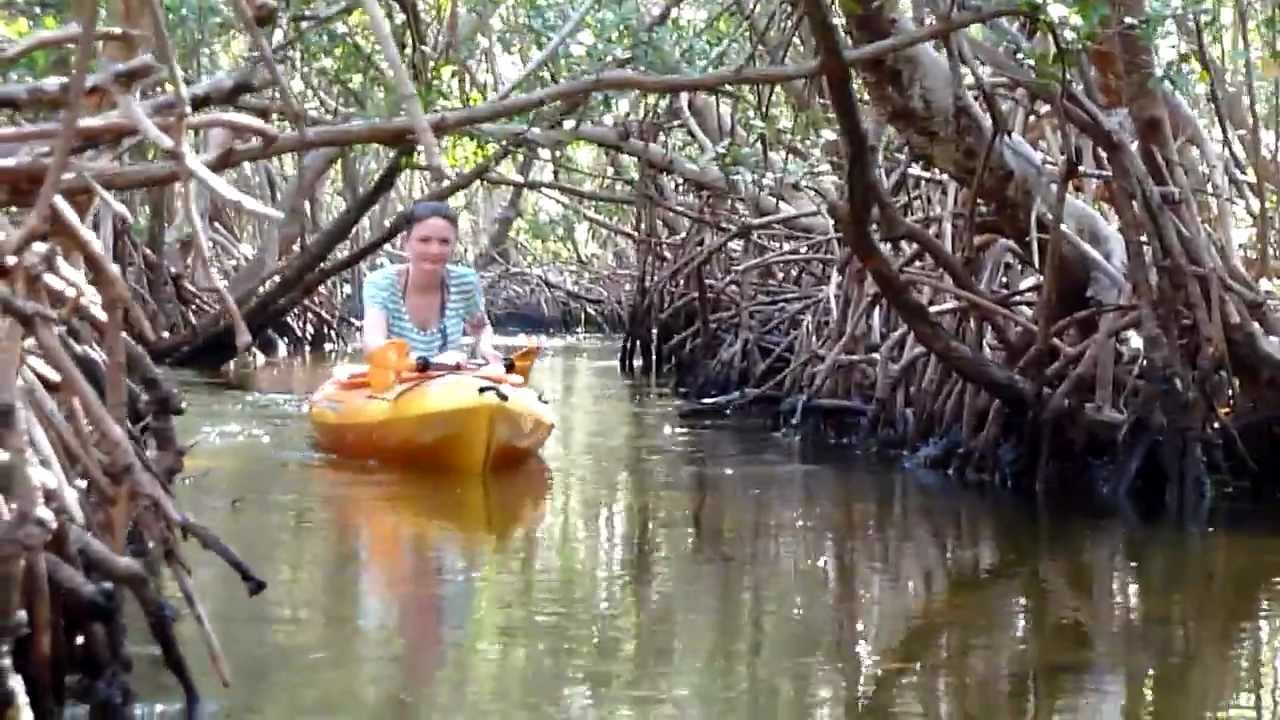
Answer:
[307,342,555,473]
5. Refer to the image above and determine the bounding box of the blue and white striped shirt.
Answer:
[361,263,487,357]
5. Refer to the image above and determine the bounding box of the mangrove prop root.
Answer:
[165,552,231,689]
[70,526,200,710]
[606,0,1280,506]
[180,518,267,597]
[43,552,116,624]
[0,264,260,718]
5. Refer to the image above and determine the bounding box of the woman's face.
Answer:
[405,216,456,274]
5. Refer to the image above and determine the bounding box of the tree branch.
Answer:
[493,0,599,102]
[0,56,159,112]
[0,6,1025,204]
[359,0,447,181]
[0,25,147,66]
[803,0,1037,409]
[228,0,307,132]
[482,172,635,205]
[1,0,98,254]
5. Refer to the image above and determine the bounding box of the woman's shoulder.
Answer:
[446,263,481,287]
[366,263,404,287]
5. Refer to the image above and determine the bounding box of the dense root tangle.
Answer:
[619,0,1280,514]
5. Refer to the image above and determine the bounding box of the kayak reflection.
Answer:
[317,454,552,551]
[310,455,552,696]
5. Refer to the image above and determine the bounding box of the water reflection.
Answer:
[318,456,551,552]
[316,457,551,701]
[117,341,1280,719]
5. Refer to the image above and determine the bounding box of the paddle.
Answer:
[365,338,414,392]
[507,345,541,381]
[363,339,542,392]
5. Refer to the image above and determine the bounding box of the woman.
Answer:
[361,199,503,365]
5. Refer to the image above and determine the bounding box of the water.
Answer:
[120,338,1280,718]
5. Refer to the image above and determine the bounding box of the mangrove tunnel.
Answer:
[2,0,1280,714]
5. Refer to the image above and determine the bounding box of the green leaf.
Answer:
[0,15,31,39]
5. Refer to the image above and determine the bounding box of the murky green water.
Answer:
[121,339,1280,718]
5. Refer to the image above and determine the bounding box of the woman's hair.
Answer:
[405,199,459,230]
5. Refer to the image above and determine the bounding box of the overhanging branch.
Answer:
[0,6,1025,206]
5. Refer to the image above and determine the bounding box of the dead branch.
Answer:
[0,56,159,112]
[0,25,147,66]
[2,0,99,255]
[493,0,599,102]
[359,0,447,181]
[228,0,307,131]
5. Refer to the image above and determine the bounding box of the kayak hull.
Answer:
[307,372,555,474]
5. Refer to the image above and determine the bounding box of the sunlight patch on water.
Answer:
[194,422,274,446]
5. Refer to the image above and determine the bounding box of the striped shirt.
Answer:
[361,263,487,357]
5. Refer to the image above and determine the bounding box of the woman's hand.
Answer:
[477,342,504,366]
[432,350,469,366]
[466,313,503,365]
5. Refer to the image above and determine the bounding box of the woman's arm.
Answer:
[361,271,392,355]
[362,305,390,354]
[462,272,502,364]
[466,313,503,364]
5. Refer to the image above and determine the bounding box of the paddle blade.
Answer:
[509,345,541,381]
[367,338,411,369]
[365,338,416,390]
[368,365,397,393]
